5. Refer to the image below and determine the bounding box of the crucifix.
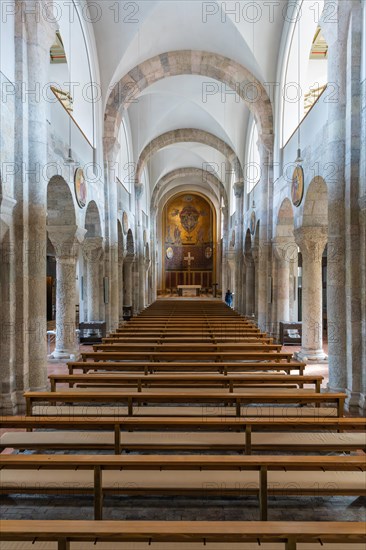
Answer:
[184,251,194,271]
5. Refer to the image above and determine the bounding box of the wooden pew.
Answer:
[92,343,281,352]
[23,390,346,417]
[48,373,322,392]
[67,361,306,375]
[1,454,364,520]
[0,520,365,550]
[1,415,365,455]
[103,336,272,344]
[80,351,294,362]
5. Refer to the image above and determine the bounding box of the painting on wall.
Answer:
[164,193,214,272]
[122,211,129,234]
[291,166,304,207]
[74,168,87,208]
[250,210,256,235]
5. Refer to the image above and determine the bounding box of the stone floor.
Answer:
[1,494,365,522]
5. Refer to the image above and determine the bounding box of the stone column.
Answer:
[295,227,328,362]
[103,138,120,332]
[83,237,104,322]
[241,253,247,314]
[321,0,350,390]
[23,3,55,391]
[360,198,366,408]
[233,181,244,312]
[0,198,17,412]
[47,227,85,359]
[252,245,259,319]
[256,139,273,330]
[135,182,145,312]
[273,238,297,325]
[118,255,124,321]
[123,256,134,309]
[245,253,255,316]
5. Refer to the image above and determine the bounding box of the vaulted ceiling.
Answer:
[88,0,287,201]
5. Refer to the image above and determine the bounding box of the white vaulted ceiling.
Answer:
[87,0,288,199]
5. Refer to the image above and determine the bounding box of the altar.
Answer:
[177,285,201,296]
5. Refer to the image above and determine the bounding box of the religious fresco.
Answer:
[164,193,214,273]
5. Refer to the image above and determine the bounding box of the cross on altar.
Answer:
[184,252,194,268]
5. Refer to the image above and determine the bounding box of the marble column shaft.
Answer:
[273,238,297,325]
[295,227,327,361]
[48,227,85,359]
[83,237,104,322]
[103,139,120,332]
[123,257,134,308]
[233,182,244,312]
[322,0,349,389]
[245,254,255,316]
[24,6,54,391]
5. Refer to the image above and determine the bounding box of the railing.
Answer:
[48,86,94,167]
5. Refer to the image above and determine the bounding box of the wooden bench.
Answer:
[67,361,306,375]
[92,343,281,352]
[104,336,272,344]
[1,415,365,455]
[1,454,364,520]
[48,373,322,392]
[1,520,365,550]
[80,351,294,362]
[23,390,346,417]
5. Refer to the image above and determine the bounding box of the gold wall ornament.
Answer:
[250,210,256,235]
[166,247,174,260]
[292,165,304,207]
[74,168,87,208]
[205,246,212,259]
[122,211,129,234]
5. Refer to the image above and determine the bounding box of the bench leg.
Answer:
[58,540,70,550]
[259,466,268,521]
[245,425,252,455]
[94,466,103,520]
[114,425,121,454]
[285,538,297,550]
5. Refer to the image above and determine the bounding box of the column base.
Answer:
[345,390,363,410]
[358,393,366,409]
[0,391,18,414]
[48,349,80,362]
[294,349,328,363]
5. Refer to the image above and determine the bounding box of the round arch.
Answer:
[126,228,135,257]
[104,51,273,156]
[136,129,243,184]
[84,200,102,237]
[151,168,228,211]
[302,176,328,227]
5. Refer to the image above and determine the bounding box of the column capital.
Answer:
[272,237,298,264]
[251,246,259,265]
[233,181,244,198]
[258,133,274,155]
[47,226,86,259]
[82,236,104,262]
[294,226,327,262]
[103,137,121,162]
[135,182,144,200]
[244,252,254,268]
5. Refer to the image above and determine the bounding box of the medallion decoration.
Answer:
[74,168,87,208]
[291,166,304,207]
